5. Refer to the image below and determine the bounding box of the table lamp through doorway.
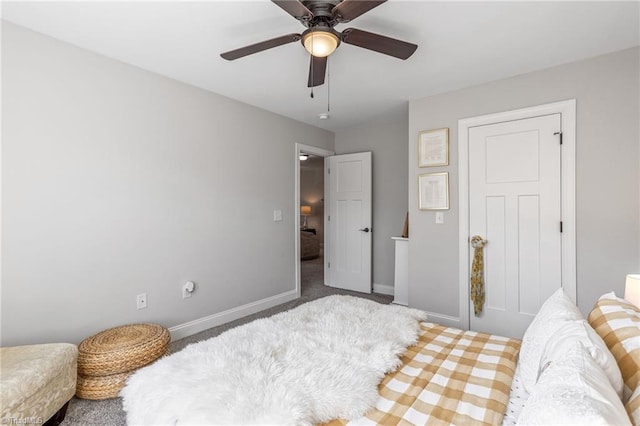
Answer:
[301,205,311,229]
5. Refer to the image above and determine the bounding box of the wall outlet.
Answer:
[182,281,195,299]
[136,293,147,309]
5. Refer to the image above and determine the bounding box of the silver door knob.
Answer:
[358,227,370,233]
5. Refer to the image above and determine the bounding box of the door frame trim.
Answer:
[295,143,334,298]
[457,99,577,330]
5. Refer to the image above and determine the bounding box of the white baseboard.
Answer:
[169,290,299,341]
[423,310,465,329]
[373,283,394,296]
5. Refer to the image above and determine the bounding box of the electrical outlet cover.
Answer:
[137,293,147,309]
[182,282,194,299]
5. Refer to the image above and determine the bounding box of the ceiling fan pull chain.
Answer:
[327,56,331,112]
[310,34,315,98]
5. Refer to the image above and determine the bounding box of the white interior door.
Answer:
[326,152,372,293]
[468,114,562,338]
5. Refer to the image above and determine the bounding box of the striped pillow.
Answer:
[588,292,640,425]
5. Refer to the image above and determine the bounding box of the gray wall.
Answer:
[1,22,334,346]
[334,104,409,290]
[408,47,640,320]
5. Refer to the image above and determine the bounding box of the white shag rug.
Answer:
[121,295,427,425]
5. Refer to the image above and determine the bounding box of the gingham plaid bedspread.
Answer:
[325,322,521,426]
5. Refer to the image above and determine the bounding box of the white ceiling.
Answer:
[2,1,639,131]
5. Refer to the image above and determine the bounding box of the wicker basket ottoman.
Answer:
[76,323,170,400]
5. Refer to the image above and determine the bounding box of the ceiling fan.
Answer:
[220,0,418,88]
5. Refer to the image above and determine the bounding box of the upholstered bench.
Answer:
[76,323,170,400]
[0,343,78,426]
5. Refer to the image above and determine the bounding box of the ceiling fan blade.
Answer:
[332,0,387,22]
[220,34,301,60]
[341,28,417,60]
[272,0,314,21]
[308,55,327,87]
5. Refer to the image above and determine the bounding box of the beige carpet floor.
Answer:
[62,256,393,425]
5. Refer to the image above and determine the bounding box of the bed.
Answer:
[325,322,520,426]
[324,290,640,426]
[121,291,640,426]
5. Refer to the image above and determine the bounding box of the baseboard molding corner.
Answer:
[168,290,299,341]
[424,311,464,329]
[373,283,394,296]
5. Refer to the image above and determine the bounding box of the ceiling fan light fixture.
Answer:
[302,28,340,57]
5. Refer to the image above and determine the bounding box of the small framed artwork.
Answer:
[418,128,449,167]
[419,172,449,210]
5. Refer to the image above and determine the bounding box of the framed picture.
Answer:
[419,172,449,210]
[418,128,449,167]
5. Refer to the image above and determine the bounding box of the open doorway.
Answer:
[294,143,333,297]
[300,153,324,295]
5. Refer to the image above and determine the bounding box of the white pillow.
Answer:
[518,342,631,425]
[539,319,624,398]
[519,288,582,393]
[502,363,530,426]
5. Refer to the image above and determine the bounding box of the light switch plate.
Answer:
[435,212,444,224]
[273,210,283,222]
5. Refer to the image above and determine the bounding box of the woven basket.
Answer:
[77,323,170,377]
[76,371,132,400]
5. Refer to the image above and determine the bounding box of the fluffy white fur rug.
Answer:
[121,295,427,425]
